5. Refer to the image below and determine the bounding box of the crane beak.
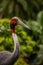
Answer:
[17,20,30,30]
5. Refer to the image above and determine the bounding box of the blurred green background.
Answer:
[0,0,43,65]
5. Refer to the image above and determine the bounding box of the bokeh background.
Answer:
[0,0,43,65]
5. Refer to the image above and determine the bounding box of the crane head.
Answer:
[10,17,30,30]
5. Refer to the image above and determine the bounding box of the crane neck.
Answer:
[2,30,20,65]
[6,31,20,64]
[12,33,20,52]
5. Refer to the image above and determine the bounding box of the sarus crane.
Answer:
[0,17,30,65]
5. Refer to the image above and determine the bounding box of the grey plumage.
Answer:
[0,51,11,65]
[0,17,30,65]
[0,33,20,65]
[0,42,20,65]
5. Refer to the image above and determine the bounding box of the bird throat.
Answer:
[11,29,16,34]
[12,33,19,53]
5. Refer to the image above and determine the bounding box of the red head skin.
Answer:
[10,18,18,25]
[10,18,18,34]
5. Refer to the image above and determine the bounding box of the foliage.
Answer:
[0,11,43,65]
[0,0,43,20]
[0,18,37,54]
[14,58,28,65]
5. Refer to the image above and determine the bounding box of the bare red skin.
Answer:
[10,29,16,33]
[10,18,18,33]
[10,18,18,25]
